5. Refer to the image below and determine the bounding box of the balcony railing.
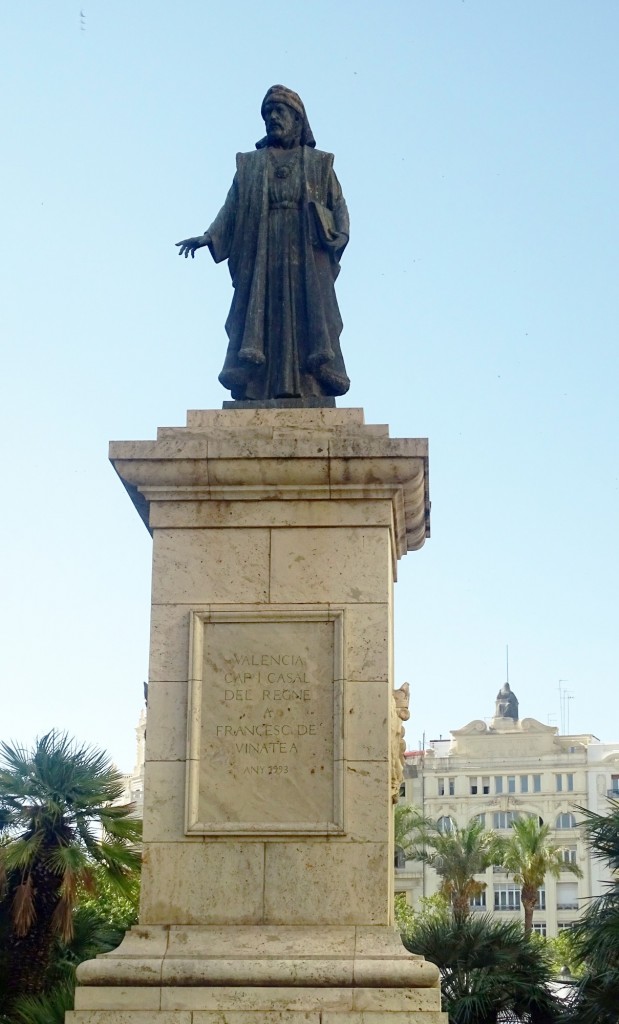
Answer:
[557,902,579,910]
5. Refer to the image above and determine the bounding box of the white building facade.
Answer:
[120,705,146,816]
[397,684,619,937]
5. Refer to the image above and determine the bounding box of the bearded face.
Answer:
[263,101,302,148]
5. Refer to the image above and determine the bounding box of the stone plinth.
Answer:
[70,407,445,1022]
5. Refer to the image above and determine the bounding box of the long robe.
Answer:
[206,145,350,401]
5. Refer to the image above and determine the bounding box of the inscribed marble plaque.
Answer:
[186,608,344,834]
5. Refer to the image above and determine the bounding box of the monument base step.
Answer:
[69,1014,446,1024]
[69,986,446,1021]
[76,925,438,989]
[71,927,447,1020]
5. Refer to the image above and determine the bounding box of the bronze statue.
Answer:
[495,682,519,721]
[176,85,350,402]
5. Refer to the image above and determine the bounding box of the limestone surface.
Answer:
[71,409,443,1021]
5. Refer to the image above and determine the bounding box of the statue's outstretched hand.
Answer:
[176,234,210,258]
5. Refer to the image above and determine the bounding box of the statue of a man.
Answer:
[176,85,350,402]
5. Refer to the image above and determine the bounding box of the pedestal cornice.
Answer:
[109,408,430,559]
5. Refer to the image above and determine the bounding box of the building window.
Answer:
[507,775,516,794]
[494,883,521,911]
[469,777,478,795]
[482,776,490,795]
[556,812,577,830]
[555,773,575,793]
[610,775,619,798]
[558,922,576,931]
[520,775,529,793]
[472,813,486,828]
[470,891,487,910]
[561,846,577,865]
[394,847,406,869]
[437,815,454,833]
[537,887,546,910]
[533,774,542,793]
[438,777,445,796]
[494,811,519,830]
[448,777,455,796]
[532,922,547,936]
[556,882,579,910]
[495,776,503,794]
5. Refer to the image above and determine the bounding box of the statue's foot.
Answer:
[316,364,350,396]
[218,367,248,399]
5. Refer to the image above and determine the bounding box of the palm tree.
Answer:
[406,814,504,922]
[403,913,563,1024]
[501,815,582,935]
[394,803,428,862]
[0,730,141,1003]
[567,801,619,1023]
[2,902,137,1024]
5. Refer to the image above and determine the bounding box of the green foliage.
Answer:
[418,891,451,921]
[394,803,428,859]
[543,929,584,979]
[394,892,416,933]
[501,816,582,935]
[7,979,75,1024]
[403,913,564,1023]
[0,898,139,1023]
[566,801,619,1023]
[76,866,140,932]
[395,891,449,937]
[577,800,619,872]
[0,731,142,1006]
[404,812,504,922]
[53,902,135,984]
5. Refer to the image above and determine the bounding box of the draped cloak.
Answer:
[206,146,350,400]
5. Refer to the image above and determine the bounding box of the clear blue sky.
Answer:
[2,1,618,770]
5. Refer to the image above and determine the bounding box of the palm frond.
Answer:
[95,839,141,870]
[97,811,142,844]
[46,843,88,877]
[404,915,562,1022]
[577,801,619,872]
[2,833,45,871]
[50,889,75,943]
[11,978,75,1024]
[12,875,35,937]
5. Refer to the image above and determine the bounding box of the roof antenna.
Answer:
[506,644,509,685]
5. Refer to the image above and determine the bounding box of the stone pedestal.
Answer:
[70,407,445,1023]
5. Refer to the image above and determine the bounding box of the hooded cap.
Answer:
[256,84,316,149]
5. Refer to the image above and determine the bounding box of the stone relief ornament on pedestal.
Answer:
[391,681,411,801]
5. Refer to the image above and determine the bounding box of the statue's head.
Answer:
[256,85,316,150]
